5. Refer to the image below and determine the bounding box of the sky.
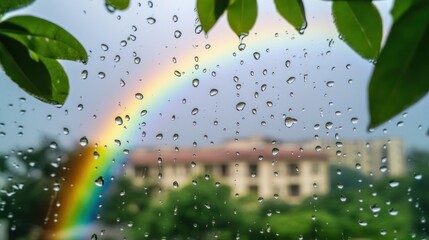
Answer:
[1,0,429,155]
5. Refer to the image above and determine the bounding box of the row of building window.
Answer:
[134,163,319,178]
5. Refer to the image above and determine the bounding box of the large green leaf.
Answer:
[390,0,423,21]
[39,57,69,104]
[0,0,35,15]
[274,0,306,33]
[227,0,257,36]
[0,36,68,104]
[369,1,429,128]
[106,0,130,10]
[0,16,87,61]
[197,0,229,33]
[332,2,382,60]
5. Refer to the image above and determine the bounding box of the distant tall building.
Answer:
[128,137,330,204]
[302,137,405,178]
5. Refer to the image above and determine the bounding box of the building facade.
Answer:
[128,137,330,204]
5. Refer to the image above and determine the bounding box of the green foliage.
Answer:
[0,142,65,239]
[332,1,382,60]
[0,36,69,104]
[101,178,154,225]
[196,0,229,33]
[106,0,130,10]
[0,0,35,15]
[129,176,261,239]
[0,16,87,61]
[0,13,87,105]
[368,1,429,128]
[227,0,258,36]
[274,0,306,33]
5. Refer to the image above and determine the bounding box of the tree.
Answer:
[128,176,262,239]
[0,141,65,240]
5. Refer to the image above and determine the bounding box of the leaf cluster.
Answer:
[197,0,429,128]
[0,0,87,105]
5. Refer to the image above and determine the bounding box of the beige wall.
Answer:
[126,157,329,204]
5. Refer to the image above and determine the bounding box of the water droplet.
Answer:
[191,161,196,168]
[326,81,335,87]
[77,104,84,111]
[173,133,179,141]
[389,180,399,188]
[115,116,123,125]
[114,55,120,62]
[140,110,147,116]
[49,141,57,149]
[236,102,246,111]
[195,25,202,34]
[284,117,297,128]
[98,72,105,79]
[272,148,279,156]
[134,57,141,64]
[81,70,88,79]
[370,204,381,213]
[253,52,260,60]
[79,136,88,146]
[414,173,422,180]
[173,181,179,188]
[147,17,156,24]
[396,121,404,127]
[95,176,104,187]
[174,30,182,38]
[135,93,144,100]
[351,117,358,124]
[389,208,398,216]
[172,15,178,22]
[120,40,127,47]
[358,220,368,227]
[191,108,199,115]
[63,128,69,135]
[101,44,109,51]
[286,77,295,84]
[285,60,291,68]
[325,122,333,130]
[91,234,98,240]
[174,70,181,77]
[155,133,163,140]
[208,89,218,96]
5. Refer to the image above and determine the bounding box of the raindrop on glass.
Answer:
[147,17,156,24]
[79,136,88,146]
[135,93,144,100]
[236,102,246,111]
[209,89,218,96]
[95,176,105,187]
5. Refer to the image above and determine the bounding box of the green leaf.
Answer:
[39,57,69,104]
[0,36,68,104]
[227,0,257,36]
[197,0,229,33]
[332,2,382,60]
[369,1,429,128]
[390,0,422,21]
[106,0,130,10]
[0,0,35,15]
[274,0,306,33]
[0,15,87,61]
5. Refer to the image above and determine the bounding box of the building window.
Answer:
[249,185,258,195]
[249,164,258,177]
[221,164,229,176]
[204,164,213,174]
[288,163,299,176]
[311,163,319,175]
[134,165,150,177]
[289,184,300,197]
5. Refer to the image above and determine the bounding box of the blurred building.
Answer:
[128,137,330,204]
[303,137,405,178]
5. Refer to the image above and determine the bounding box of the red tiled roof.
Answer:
[130,146,328,165]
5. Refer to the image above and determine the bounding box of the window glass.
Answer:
[0,1,429,239]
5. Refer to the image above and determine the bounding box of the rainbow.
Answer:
[46,19,337,239]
